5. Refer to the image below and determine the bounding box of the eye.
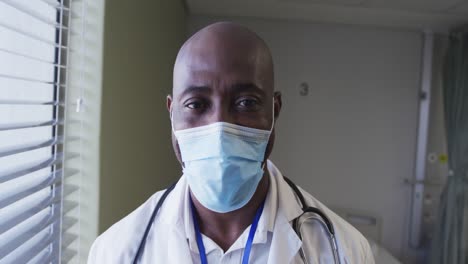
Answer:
[185,99,208,110]
[236,97,261,110]
[236,96,261,112]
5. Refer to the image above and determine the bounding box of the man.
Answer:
[88,22,375,263]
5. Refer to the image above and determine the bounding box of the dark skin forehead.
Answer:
[172,22,274,102]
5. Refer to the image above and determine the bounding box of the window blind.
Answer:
[0,0,87,263]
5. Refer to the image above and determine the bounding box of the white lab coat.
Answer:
[88,160,375,263]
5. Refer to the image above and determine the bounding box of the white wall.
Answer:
[189,16,422,261]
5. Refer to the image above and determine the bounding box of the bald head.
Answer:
[168,22,281,164]
[173,22,274,96]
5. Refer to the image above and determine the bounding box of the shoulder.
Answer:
[87,190,167,263]
[297,186,375,263]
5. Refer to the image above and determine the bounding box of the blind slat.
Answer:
[64,168,80,178]
[0,22,67,50]
[0,120,61,131]
[63,201,79,215]
[0,195,59,235]
[64,185,79,197]
[61,248,77,263]
[0,154,63,184]
[0,67,87,84]
[29,249,53,264]
[0,170,62,210]
[62,233,78,249]
[61,216,78,232]
[0,73,61,87]
[0,214,59,259]
[1,0,70,30]
[0,47,66,68]
[39,0,70,11]
[0,100,61,106]
[5,228,55,264]
[0,137,63,158]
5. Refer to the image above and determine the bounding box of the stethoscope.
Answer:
[133,177,341,264]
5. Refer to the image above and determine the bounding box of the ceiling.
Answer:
[186,0,468,33]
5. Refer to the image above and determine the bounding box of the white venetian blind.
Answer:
[0,0,97,263]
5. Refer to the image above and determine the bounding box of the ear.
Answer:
[273,91,282,119]
[166,94,173,116]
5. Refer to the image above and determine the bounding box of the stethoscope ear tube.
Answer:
[133,182,177,264]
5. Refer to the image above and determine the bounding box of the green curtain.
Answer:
[430,30,468,264]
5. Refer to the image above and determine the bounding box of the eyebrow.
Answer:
[179,85,212,99]
[230,83,267,97]
[178,83,267,99]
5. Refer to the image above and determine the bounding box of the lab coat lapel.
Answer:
[266,163,304,264]
[164,177,194,264]
[267,209,302,264]
[167,225,194,264]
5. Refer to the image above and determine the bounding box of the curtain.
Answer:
[430,30,468,264]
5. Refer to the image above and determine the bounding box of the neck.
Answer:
[190,171,270,252]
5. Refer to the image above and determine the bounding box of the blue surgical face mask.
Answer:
[172,103,275,213]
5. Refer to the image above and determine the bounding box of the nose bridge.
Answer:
[211,98,233,124]
[206,77,235,125]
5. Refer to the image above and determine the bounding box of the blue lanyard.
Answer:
[190,197,265,264]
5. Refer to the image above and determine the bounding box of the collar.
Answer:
[183,164,279,254]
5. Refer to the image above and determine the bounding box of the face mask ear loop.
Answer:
[262,97,276,170]
[170,109,175,134]
[269,97,276,133]
[171,109,186,169]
